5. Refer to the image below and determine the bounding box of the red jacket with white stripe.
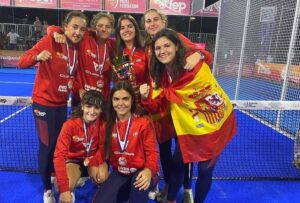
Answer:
[47,26,115,100]
[54,116,104,193]
[100,116,159,176]
[18,35,78,106]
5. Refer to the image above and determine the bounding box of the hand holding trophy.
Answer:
[112,55,133,80]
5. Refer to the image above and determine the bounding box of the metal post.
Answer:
[212,0,222,76]
[276,0,300,128]
[234,0,251,100]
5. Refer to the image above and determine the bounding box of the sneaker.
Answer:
[183,189,194,203]
[43,190,56,203]
[71,192,75,203]
[156,185,168,203]
[148,184,159,200]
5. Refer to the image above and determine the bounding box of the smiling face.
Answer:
[95,17,113,42]
[119,19,136,44]
[112,89,132,121]
[154,36,178,65]
[64,16,87,44]
[82,104,101,124]
[144,10,166,37]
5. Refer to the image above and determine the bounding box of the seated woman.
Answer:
[53,90,107,203]
[93,81,159,203]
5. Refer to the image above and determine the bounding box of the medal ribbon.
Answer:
[65,43,77,77]
[83,121,93,156]
[116,115,132,152]
[96,42,107,75]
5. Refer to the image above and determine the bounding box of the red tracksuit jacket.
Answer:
[18,35,78,106]
[100,116,159,176]
[54,116,104,193]
[47,26,115,100]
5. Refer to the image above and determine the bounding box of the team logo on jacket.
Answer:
[93,61,103,72]
[97,80,104,88]
[118,156,127,166]
[133,131,138,137]
[34,109,46,117]
[86,49,96,58]
[72,135,84,142]
[112,133,117,138]
[130,168,137,173]
[56,52,67,61]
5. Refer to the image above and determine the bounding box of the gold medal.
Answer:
[68,80,73,90]
[83,157,90,166]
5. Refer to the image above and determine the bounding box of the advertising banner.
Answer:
[60,0,102,11]
[193,1,220,17]
[0,0,11,6]
[15,0,57,9]
[105,0,146,13]
[149,0,191,16]
[0,50,24,67]
[255,61,300,84]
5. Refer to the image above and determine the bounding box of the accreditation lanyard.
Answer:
[116,115,132,152]
[65,43,77,77]
[83,121,93,156]
[96,42,107,75]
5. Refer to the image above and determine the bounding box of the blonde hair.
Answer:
[91,12,115,29]
[141,8,168,29]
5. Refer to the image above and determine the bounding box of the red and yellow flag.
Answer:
[152,62,237,163]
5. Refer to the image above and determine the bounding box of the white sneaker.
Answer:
[148,184,159,200]
[183,189,194,203]
[43,190,56,203]
[71,192,75,203]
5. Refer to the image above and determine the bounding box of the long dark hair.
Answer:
[115,14,143,57]
[104,81,136,159]
[71,90,104,118]
[151,28,186,88]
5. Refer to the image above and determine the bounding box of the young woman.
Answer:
[18,11,87,203]
[93,81,159,203]
[47,12,116,104]
[54,90,106,203]
[113,14,148,115]
[141,9,214,202]
[140,28,237,203]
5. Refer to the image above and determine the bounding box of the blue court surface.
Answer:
[1,67,300,202]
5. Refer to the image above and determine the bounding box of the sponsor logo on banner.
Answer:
[16,98,29,105]
[154,0,187,13]
[0,98,7,104]
[106,0,146,12]
[109,0,118,8]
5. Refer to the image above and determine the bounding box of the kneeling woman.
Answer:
[54,90,106,203]
[93,81,159,203]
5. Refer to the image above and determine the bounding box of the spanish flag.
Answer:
[151,62,237,163]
